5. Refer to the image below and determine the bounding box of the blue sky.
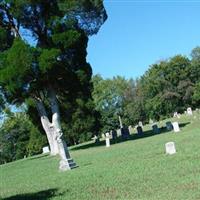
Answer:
[87,0,200,79]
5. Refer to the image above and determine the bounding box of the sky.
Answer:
[87,0,200,79]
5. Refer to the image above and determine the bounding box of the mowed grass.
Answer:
[1,113,200,200]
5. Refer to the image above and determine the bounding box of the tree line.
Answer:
[2,46,200,164]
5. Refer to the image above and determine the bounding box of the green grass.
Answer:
[1,113,200,199]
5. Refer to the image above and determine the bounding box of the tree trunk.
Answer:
[35,98,59,156]
[48,89,77,171]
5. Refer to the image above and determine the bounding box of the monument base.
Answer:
[59,158,78,171]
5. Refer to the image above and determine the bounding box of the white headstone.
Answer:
[187,107,193,115]
[128,125,132,134]
[165,142,176,155]
[101,133,105,139]
[42,146,50,154]
[138,121,143,127]
[116,129,121,137]
[173,112,178,118]
[149,118,154,124]
[105,132,110,147]
[172,122,180,132]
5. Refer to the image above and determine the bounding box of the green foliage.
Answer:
[0,112,46,164]
[92,75,130,132]
[39,48,61,73]
[0,0,107,148]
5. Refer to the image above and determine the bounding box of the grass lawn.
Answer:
[1,113,200,200]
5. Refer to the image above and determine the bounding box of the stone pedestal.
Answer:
[59,158,77,171]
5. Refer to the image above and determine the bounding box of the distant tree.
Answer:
[0,112,45,164]
[0,1,107,170]
[139,55,192,119]
[92,75,130,132]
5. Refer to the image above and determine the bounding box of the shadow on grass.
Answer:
[2,189,63,200]
[71,122,190,151]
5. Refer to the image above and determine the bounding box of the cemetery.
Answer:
[1,1,200,200]
[1,112,200,199]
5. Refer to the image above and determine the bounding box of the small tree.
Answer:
[0,1,107,170]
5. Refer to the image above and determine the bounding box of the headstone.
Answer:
[137,126,143,135]
[138,121,143,127]
[101,133,105,139]
[128,125,132,134]
[110,130,117,140]
[166,121,173,131]
[187,107,193,115]
[42,146,50,154]
[93,135,99,143]
[149,119,154,124]
[173,112,178,118]
[105,132,110,147]
[172,122,180,132]
[165,142,176,155]
[121,127,130,139]
[152,124,160,134]
[116,129,121,137]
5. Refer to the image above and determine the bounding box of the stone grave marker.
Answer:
[116,129,121,137]
[173,112,178,118]
[93,135,100,143]
[42,146,50,154]
[152,124,160,134]
[110,130,117,140]
[149,119,154,124]
[165,142,176,155]
[101,133,105,139]
[187,107,193,115]
[138,121,143,127]
[166,121,173,131]
[128,125,132,134]
[121,127,130,139]
[137,126,143,135]
[172,122,180,132]
[105,132,110,147]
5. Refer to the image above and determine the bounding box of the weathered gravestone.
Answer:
[187,107,193,115]
[121,127,130,139]
[105,132,110,147]
[152,124,160,134]
[166,121,173,131]
[165,142,176,155]
[173,112,178,118]
[128,125,133,134]
[101,133,105,139]
[138,121,143,127]
[110,130,117,140]
[93,135,100,143]
[137,126,143,135]
[116,129,121,137]
[149,119,154,124]
[42,146,50,154]
[172,122,180,132]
